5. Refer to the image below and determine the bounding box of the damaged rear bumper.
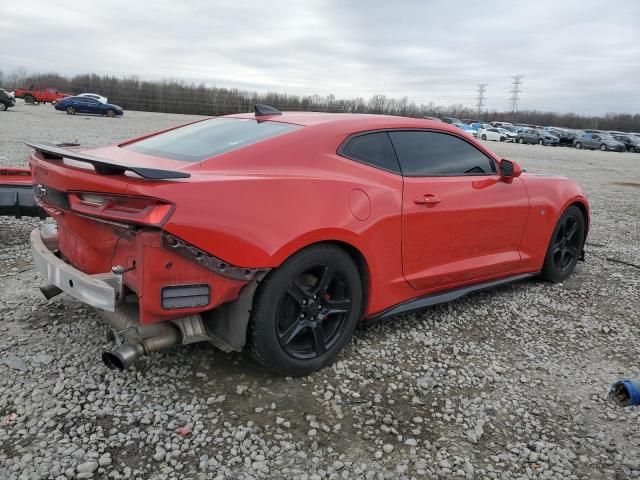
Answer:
[31,225,123,311]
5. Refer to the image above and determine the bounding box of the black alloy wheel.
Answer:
[541,206,585,282]
[276,265,352,360]
[106,109,115,117]
[249,245,362,376]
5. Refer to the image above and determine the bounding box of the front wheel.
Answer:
[540,206,585,283]
[518,137,524,144]
[105,109,115,117]
[481,134,487,140]
[630,146,637,153]
[538,139,544,145]
[500,136,506,142]
[575,142,582,149]
[0,103,6,112]
[66,106,76,115]
[600,144,607,151]
[249,245,363,376]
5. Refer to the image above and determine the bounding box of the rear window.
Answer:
[123,118,302,162]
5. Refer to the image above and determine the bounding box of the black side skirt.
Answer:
[366,272,538,323]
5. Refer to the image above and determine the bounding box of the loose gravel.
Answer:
[1,103,639,479]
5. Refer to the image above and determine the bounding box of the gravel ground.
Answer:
[1,103,639,480]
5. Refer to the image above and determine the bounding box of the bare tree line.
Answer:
[1,69,639,132]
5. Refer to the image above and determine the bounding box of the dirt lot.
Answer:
[1,104,639,480]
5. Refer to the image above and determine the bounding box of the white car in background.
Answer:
[498,128,516,142]
[478,127,509,142]
[78,93,108,103]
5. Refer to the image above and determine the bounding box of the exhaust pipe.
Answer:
[99,303,182,370]
[609,380,640,407]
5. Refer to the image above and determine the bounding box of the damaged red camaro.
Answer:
[28,105,589,375]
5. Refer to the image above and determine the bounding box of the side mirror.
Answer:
[500,159,522,178]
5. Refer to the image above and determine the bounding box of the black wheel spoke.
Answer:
[565,221,578,241]
[280,316,307,345]
[286,282,308,306]
[314,265,334,296]
[325,298,352,314]
[311,322,327,355]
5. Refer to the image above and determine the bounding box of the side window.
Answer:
[388,131,496,176]
[339,132,400,174]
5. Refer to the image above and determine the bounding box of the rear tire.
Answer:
[538,139,544,145]
[575,142,582,149]
[630,146,636,153]
[540,206,585,283]
[249,245,363,376]
[518,137,524,144]
[481,134,487,140]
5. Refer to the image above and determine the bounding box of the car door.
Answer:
[589,134,601,149]
[84,98,101,114]
[388,130,530,292]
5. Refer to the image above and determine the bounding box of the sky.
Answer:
[1,0,639,115]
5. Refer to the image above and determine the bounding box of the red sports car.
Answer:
[28,105,589,375]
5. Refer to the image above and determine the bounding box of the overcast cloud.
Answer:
[1,0,639,114]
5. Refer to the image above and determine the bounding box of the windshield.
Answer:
[124,118,302,162]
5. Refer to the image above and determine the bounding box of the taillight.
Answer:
[68,192,174,226]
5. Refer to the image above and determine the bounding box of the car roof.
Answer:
[226,111,460,133]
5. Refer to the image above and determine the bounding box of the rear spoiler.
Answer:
[26,142,191,180]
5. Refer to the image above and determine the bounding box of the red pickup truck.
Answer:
[14,86,71,104]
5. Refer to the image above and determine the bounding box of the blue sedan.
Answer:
[55,96,124,117]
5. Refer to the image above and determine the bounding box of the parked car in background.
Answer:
[491,121,514,128]
[54,96,124,117]
[423,116,442,122]
[479,127,508,142]
[27,106,589,375]
[441,116,463,124]
[498,128,517,141]
[471,122,491,132]
[14,86,71,104]
[78,93,108,103]
[453,123,478,137]
[573,133,625,152]
[516,129,559,146]
[0,89,16,111]
[548,129,578,147]
[612,135,640,152]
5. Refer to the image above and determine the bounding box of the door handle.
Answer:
[414,194,442,205]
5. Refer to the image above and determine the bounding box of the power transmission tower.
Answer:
[475,83,487,117]
[509,75,524,112]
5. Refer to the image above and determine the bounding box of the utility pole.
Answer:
[475,83,487,118]
[509,75,524,112]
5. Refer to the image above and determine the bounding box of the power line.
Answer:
[475,83,487,117]
[509,75,524,112]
